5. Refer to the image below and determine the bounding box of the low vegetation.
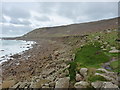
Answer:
[69,30,119,82]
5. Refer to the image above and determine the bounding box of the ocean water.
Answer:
[0,39,35,63]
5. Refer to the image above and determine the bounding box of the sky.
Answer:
[0,2,118,37]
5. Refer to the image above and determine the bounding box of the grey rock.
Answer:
[11,82,22,88]
[96,68,109,73]
[74,81,90,88]
[75,74,83,82]
[55,77,70,88]
[49,82,55,87]
[42,68,55,75]
[109,50,120,53]
[80,68,88,78]
[102,82,119,88]
[91,81,104,88]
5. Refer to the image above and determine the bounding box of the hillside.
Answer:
[2,17,120,89]
[21,17,118,39]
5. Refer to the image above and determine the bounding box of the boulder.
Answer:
[95,73,114,81]
[54,51,59,56]
[30,79,49,88]
[42,68,55,76]
[109,50,120,53]
[102,82,119,88]
[74,81,90,88]
[55,77,70,88]
[96,68,109,73]
[80,68,88,78]
[91,81,104,88]
[75,74,83,82]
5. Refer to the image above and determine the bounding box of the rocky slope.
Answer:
[2,17,120,89]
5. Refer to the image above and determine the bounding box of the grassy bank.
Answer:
[68,30,119,81]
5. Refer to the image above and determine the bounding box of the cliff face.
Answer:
[22,17,118,39]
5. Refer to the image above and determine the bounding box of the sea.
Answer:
[0,39,35,63]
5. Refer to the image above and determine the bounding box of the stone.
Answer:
[11,82,22,88]
[94,36,100,40]
[101,46,104,49]
[102,82,119,88]
[74,81,90,88]
[54,51,59,56]
[109,50,120,53]
[2,80,16,88]
[55,77,70,88]
[80,68,88,78]
[59,73,67,78]
[42,68,55,75]
[96,68,109,73]
[30,79,49,88]
[49,82,55,87]
[47,75,55,81]
[19,82,30,88]
[64,69,69,75]
[75,74,83,82]
[95,73,114,81]
[103,42,108,45]
[91,81,104,88]
[110,47,116,50]
[42,86,49,88]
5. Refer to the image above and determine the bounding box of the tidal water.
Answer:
[0,39,35,63]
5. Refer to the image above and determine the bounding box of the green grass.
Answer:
[69,42,110,81]
[68,30,118,82]
[75,42,110,68]
[68,62,76,81]
[88,75,108,82]
[110,60,120,73]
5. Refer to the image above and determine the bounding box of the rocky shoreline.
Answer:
[2,38,73,88]
[1,29,120,89]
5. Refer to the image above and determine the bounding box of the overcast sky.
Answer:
[0,2,118,37]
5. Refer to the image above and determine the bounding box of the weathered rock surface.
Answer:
[42,68,55,76]
[109,50,120,53]
[74,81,89,88]
[91,81,104,88]
[55,77,70,88]
[96,68,109,73]
[75,74,83,82]
[102,82,119,88]
[80,68,88,78]
[30,79,49,88]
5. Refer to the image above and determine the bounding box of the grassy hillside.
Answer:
[21,17,118,39]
